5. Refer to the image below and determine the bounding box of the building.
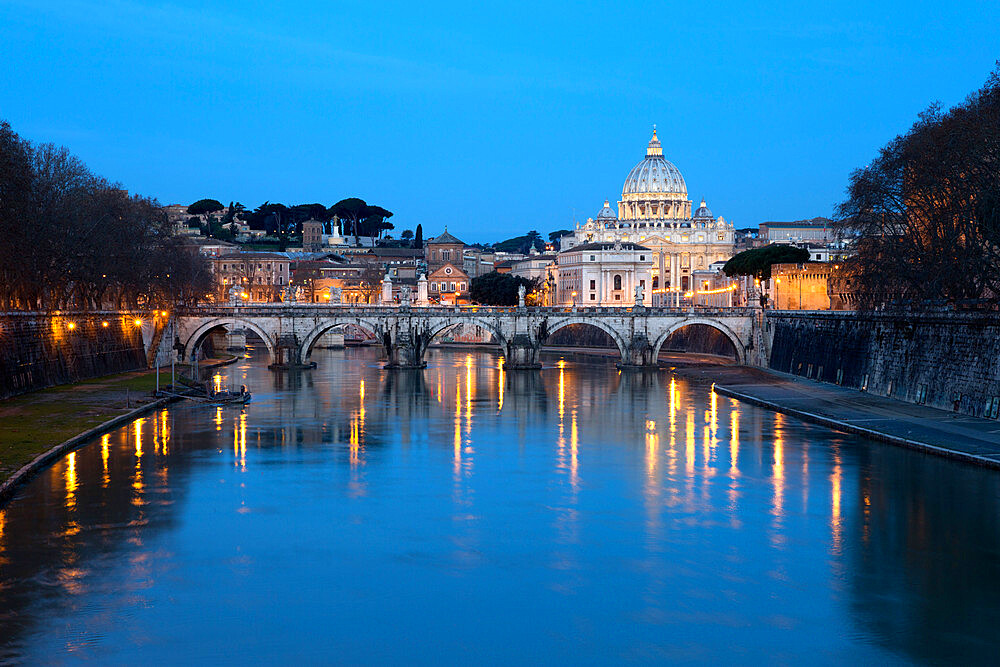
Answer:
[210,252,292,302]
[556,241,652,306]
[768,262,834,310]
[760,218,836,244]
[302,220,325,252]
[560,129,736,305]
[425,229,466,274]
[427,263,470,304]
[178,236,238,258]
[509,253,558,282]
[462,248,496,278]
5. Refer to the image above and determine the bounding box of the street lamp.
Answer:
[571,291,577,307]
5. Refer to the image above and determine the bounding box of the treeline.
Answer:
[836,65,1000,309]
[0,121,212,310]
[187,197,394,240]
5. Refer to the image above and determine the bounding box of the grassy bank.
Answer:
[0,368,176,482]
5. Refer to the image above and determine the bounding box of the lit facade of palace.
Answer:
[560,129,735,306]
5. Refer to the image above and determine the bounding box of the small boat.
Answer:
[206,384,252,406]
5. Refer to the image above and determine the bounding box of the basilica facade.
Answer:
[560,129,735,306]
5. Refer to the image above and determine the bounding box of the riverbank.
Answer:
[0,354,240,496]
[672,362,1000,469]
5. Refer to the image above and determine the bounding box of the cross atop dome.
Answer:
[646,126,663,157]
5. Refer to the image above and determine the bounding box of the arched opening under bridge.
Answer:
[423,320,507,366]
[539,320,628,365]
[184,319,276,367]
[653,322,743,364]
[300,321,380,363]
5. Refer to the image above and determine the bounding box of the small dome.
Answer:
[694,199,713,218]
[621,128,687,196]
[596,199,617,220]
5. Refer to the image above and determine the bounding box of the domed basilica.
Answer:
[561,128,735,303]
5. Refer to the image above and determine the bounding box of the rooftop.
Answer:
[427,229,465,245]
[560,241,651,253]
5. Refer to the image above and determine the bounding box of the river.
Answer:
[1,347,998,663]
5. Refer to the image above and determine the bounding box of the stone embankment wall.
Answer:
[0,313,148,400]
[767,311,1000,417]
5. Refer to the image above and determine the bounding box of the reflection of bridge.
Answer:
[175,305,764,369]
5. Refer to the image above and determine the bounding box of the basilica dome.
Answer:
[621,129,687,197]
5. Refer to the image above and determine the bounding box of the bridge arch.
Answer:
[422,317,509,358]
[544,317,629,362]
[300,318,383,361]
[652,318,745,364]
[184,317,276,365]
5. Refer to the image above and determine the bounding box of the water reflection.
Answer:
[0,347,998,662]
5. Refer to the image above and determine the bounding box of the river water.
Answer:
[1,347,999,663]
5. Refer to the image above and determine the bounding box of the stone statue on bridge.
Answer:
[634,282,644,307]
[228,285,243,305]
[518,284,526,308]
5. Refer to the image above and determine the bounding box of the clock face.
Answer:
[445,267,452,274]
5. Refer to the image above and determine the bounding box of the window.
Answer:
[460,282,466,290]
[614,275,622,290]
[430,282,437,291]
[640,255,645,261]
[615,294,621,300]
[279,277,284,285]
[442,250,451,261]
[590,293,596,300]
[590,255,596,262]
[718,233,724,241]
[639,279,645,288]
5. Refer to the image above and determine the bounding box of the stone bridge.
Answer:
[173,304,765,370]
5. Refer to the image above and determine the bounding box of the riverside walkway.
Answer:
[688,364,1000,468]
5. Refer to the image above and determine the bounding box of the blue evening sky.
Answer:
[1,0,997,241]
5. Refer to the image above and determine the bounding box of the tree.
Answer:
[0,119,213,310]
[328,198,367,241]
[401,229,414,243]
[722,244,810,281]
[548,229,572,250]
[525,230,543,252]
[361,205,394,239]
[413,223,423,249]
[835,64,1000,309]
[357,265,384,304]
[470,271,539,305]
[187,198,224,216]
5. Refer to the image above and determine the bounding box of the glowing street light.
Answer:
[134,318,143,327]
[67,322,76,330]
[101,321,109,328]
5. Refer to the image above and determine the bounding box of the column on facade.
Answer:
[658,252,666,306]
[672,253,680,308]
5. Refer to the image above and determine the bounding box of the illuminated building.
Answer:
[560,128,736,305]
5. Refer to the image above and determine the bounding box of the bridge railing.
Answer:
[175,304,757,318]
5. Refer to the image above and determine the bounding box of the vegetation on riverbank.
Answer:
[0,368,171,483]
